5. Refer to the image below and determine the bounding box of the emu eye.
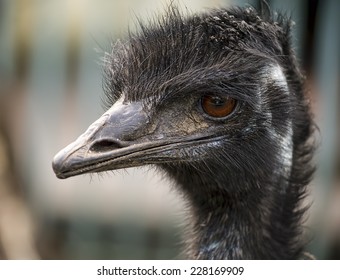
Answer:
[201,95,237,118]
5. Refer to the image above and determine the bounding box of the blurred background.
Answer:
[0,0,339,260]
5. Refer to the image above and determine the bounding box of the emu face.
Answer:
[52,64,291,181]
[52,8,293,181]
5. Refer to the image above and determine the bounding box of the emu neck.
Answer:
[162,164,302,260]
[187,187,268,260]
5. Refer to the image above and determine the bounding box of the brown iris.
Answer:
[201,95,237,118]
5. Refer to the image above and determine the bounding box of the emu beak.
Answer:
[52,100,152,179]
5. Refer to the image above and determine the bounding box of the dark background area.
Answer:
[0,0,339,259]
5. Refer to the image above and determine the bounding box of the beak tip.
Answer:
[52,149,68,179]
[55,173,67,179]
[52,160,69,179]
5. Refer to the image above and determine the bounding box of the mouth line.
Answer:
[56,135,225,179]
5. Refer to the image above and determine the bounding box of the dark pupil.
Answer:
[210,97,225,107]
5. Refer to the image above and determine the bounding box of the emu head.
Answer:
[53,7,311,197]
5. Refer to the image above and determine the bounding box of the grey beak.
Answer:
[52,100,149,179]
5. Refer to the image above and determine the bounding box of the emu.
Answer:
[52,5,315,259]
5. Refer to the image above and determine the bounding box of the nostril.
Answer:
[90,139,127,153]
